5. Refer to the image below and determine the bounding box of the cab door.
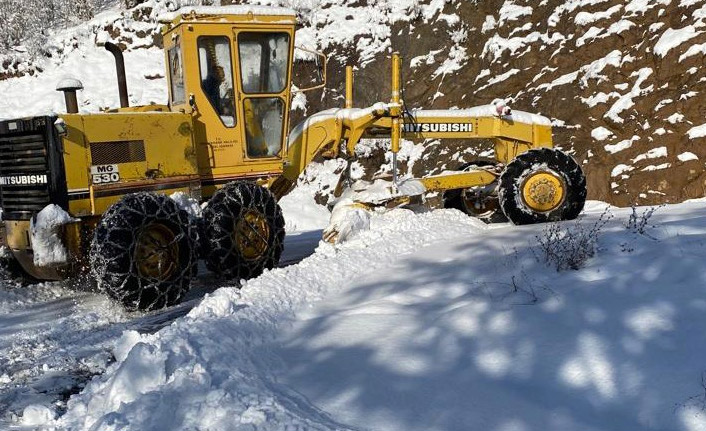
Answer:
[234,29,293,167]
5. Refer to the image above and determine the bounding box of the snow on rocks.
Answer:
[654,25,703,58]
[575,5,622,26]
[611,164,634,177]
[592,126,614,141]
[498,1,533,26]
[641,162,671,171]
[687,123,706,139]
[604,136,638,154]
[604,68,653,124]
[677,152,698,162]
[633,146,668,163]
[30,204,77,268]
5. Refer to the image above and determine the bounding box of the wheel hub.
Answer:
[461,187,499,218]
[134,223,179,280]
[235,209,270,260]
[521,171,565,212]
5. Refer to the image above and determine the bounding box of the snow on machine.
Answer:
[0,5,586,310]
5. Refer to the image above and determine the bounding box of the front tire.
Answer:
[202,181,285,280]
[498,148,586,225]
[90,193,199,311]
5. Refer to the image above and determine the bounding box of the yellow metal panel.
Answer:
[494,139,532,164]
[61,114,92,216]
[403,114,542,143]
[61,112,197,216]
[4,221,31,249]
[533,124,553,148]
[109,105,171,113]
[80,112,197,177]
[420,170,497,192]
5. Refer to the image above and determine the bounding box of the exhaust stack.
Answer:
[56,78,83,114]
[104,42,129,108]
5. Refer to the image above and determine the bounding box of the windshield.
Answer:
[238,32,290,94]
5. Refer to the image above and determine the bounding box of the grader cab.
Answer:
[0,5,586,311]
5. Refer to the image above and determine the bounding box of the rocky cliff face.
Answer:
[241,0,706,206]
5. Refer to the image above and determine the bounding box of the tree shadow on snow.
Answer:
[273,212,706,431]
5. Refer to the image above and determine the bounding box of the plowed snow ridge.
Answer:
[57,209,487,430]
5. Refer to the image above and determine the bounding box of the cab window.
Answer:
[243,98,284,158]
[168,44,185,105]
[238,32,290,94]
[197,36,236,127]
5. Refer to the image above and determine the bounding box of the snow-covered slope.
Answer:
[4,200,695,431]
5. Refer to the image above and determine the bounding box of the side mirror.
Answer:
[292,46,327,93]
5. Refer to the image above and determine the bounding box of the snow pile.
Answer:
[56,208,487,430]
[29,204,77,267]
[21,404,55,425]
[169,191,202,218]
[322,198,372,244]
[278,159,344,232]
[23,201,703,431]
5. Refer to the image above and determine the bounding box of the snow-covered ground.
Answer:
[0,223,322,429]
[3,1,706,430]
[3,199,705,430]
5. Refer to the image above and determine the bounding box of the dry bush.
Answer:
[624,204,663,238]
[534,209,613,271]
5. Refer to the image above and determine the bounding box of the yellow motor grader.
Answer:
[0,5,586,310]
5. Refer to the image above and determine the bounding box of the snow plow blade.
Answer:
[322,168,499,244]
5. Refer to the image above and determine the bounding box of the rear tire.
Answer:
[498,148,586,225]
[90,193,199,311]
[202,181,285,280]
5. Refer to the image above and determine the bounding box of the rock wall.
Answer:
[243,0,706,206]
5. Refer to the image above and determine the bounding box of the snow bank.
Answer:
[30,204,77,267]
[43,200,706,431]
[57,209,487,430]
[278,159,344,232]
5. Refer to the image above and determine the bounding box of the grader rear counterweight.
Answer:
[0,5,586,310]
